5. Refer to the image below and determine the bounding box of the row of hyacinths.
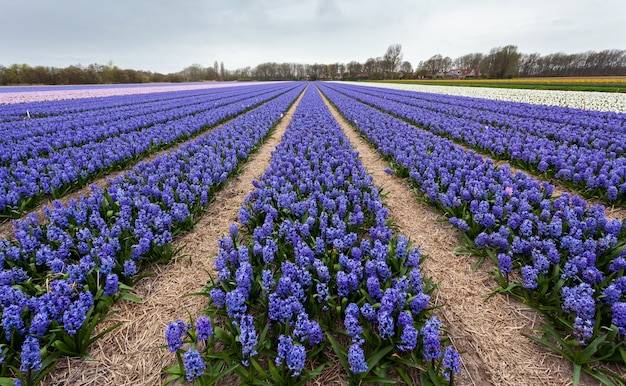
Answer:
[326,83,626,206]
[0,82,252,106]
[318,83,626,384]
[164,86,461,385]
[0,83,296,219]
[0,85,234,122]
[0,84,304,385]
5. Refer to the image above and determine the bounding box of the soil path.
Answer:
[318,87,577,386]
[42,89,307,386]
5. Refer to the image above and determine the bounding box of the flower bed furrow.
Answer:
[325,82,626,205]
[164,86,461,384]
[0,83,300,218]
[318,82,626,384]
[0,83,304,384]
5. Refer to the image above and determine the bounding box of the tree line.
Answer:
[0,62,183,85]
[416,46,626,79]
[1,45,625,85]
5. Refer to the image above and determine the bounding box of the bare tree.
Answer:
[399,61,413,76]
[326,63,338,79]
[483,45,521,78]
[363,57,376,77]
[383,44,404,77]
[420,54,452,76]
[6,45,626,86]
[182,63,205,82]
[346,61,362,79]
[337,63,346,78]
[519,53,541,77]
[453,52,484,74]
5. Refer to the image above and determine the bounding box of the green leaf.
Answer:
[361,376,398,384]
[268,360,282,382]
[53,339,75,355]
[394,365,413,385]
[30,353,62,385]
[579,333,609,363]
[366,344,393,369]
[214,326,234,345]
[119,293,142,303]
[295,363,326,386]
[524,330,573,362]
[207,364,238,384]
[90,321,123,344]
[164,375,180,386]
[592,366,626,386]
[232,364,250,380]
[163,363,184,376]
[258,321,271,348]
[581,364,618,386]
[392,357,421,368]
[326,333,349,371]
[250,357,268,378]
[425,361,443,386]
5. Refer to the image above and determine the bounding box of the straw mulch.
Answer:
[43,91,307,385]
[0,125,228,240]
[319,91,581,386]
[39,86,624,385]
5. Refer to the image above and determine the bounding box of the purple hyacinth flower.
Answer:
[183,348,206,381]
[286,343,306,376]
[195,316,213,341]
[348,343,368,374]
[20,336,42,372]
[442,345,461,381]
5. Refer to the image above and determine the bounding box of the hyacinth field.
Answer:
[0,81,624,386]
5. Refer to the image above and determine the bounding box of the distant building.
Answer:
[445,68,479,79]
[445,69,462,79]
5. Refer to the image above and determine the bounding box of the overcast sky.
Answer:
[2,0,624,74]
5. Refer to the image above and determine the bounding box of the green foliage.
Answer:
[163,217,458,385]
[447,195,626,385]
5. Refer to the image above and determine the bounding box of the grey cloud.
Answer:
[1,0,624,74]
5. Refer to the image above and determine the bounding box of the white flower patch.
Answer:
[340,81,626,113]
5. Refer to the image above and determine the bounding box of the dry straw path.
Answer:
[0,103,272,239]
[43,90,307,385]
[40,84,621,385]
[0,138,199,240]
[317,88,578,386]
